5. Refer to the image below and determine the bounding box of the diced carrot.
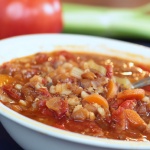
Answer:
[83,93,109,109]
[0,74,14,87]
[106,80,117,99]
[125,109,146,127]
[117,89,145,100]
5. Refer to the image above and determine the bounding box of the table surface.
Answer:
[0,39,150,150]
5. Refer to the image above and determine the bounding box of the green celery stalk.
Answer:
[62,3,150,40]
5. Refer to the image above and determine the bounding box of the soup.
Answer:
[0,50,150,141]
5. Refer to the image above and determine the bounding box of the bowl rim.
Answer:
[0,33,150,149]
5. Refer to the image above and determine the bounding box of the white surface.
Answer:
[0,34,150,150]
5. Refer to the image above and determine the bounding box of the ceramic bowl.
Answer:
[0,34,150,150]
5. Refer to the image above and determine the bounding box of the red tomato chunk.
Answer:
[0,50,150,141]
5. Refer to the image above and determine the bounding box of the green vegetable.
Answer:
[62,3,150,40]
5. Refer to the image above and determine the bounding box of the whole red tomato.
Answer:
[0,0,62,39]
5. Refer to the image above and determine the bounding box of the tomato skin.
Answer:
[111,107,127,130]
[3,85,22,100]
[0,0,62,39]
[106,65,113,78]
[142,85,150,92]
[57,50,76,61]
[119,99,137,110]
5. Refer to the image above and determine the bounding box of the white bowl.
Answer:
[0,34,150,150]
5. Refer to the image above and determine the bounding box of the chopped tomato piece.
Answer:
[46,97,68,119]
[37,88,51,97]
[38,100,53,117]
[35,53,49,64]
[142,85,150,92]
[111,107,127,130]
[57,50,76,61]
[106,65,113,78]
[3,85,22,100]
[120,99,137,110]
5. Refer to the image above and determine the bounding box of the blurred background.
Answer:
[62,0,150,7]
[61,0,150,42]
[0,0,150,150]
[61,0,150,47]
[0,0,150,41]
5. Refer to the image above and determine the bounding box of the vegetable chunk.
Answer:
[84,94,109,110]
[117,89,145,100]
